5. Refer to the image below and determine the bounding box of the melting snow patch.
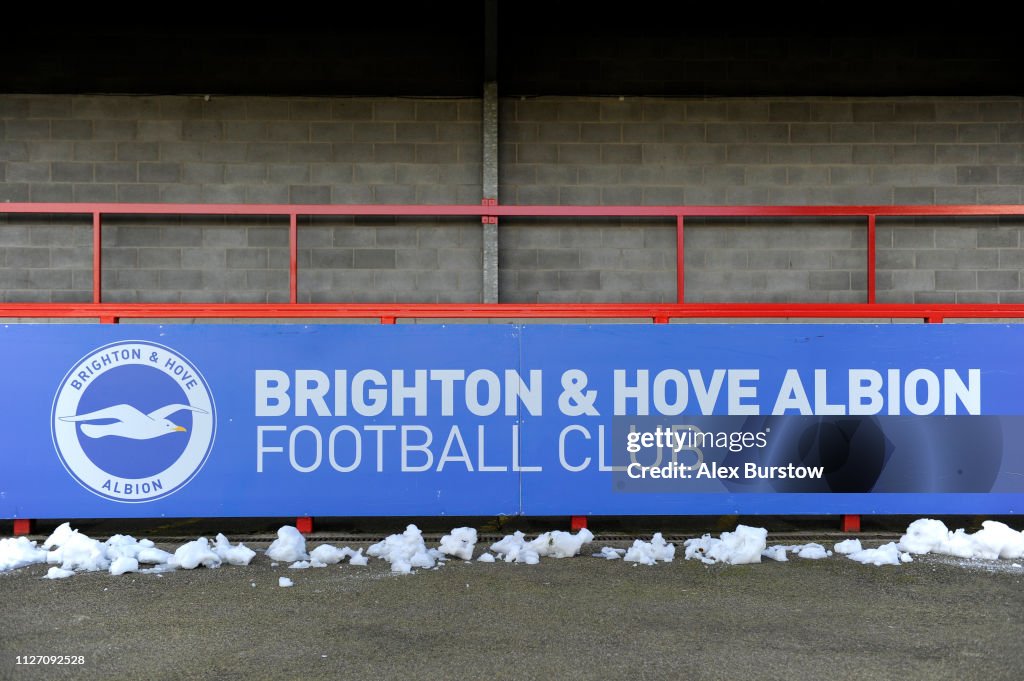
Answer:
[623,534,676,565]
[489,532,540,565]
[266,526,308,562]
[761,546,788,562]
[834,539,863,555]
[309,544,360,565]
[898,519,1024,560]
[213,534,256,566]
[846,542,912,566]
[109,556,139,576]
[684,525,767,565]
[44,567,75,580]
[476,553,496,563]
[278,577,294,587]
[289,561,311,569]
[170,538,221,570]
[0,537,48,572]
[137,547,174,565]
[794,543,832,560]
[367,524,443,574]
[530,529,594,558]
[439,527,478,561]
[594,547,625,560]
[348,550,368,566]
[45,526,110,572]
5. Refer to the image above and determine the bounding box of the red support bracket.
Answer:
[482,198,497,224]
[841,514,861,533]
[100,316,119,324]
[296,517,313,535]
[653,315,669,324]
[13,519,33,536]
[570,515,588,531]
[380,317,396,325]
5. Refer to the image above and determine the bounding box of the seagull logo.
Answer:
[59,404,210,440]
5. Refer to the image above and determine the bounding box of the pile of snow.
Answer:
[684,525,767,565]
[594,547,625,560]
[278,577,294,587]
[833,539,863,555]
[109,556,139,576]
[0,522,261,578]
[305,543,367,567]
[488,528,594,564]
[476,553,496,563]
[761,545,788,562]
[213,534,256,566]
[367,524,444,574]
[44,567,75,580]
[265,526,308,562]
[794,543,831,560]
[762,543,832,561]
[438,527,478,561]
[43,523,111,572]
[846,542,913,566]
[489,532,540,564]
[0,536,48,571]
[170,538,221,569]
[623,534,675,565]
[530,529,594,558]
[898,518,1024,560]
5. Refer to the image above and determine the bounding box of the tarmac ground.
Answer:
[1,516,1022,681]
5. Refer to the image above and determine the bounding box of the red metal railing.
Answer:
[2,202,1024,324]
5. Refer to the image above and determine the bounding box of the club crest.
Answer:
[51,340,216,503]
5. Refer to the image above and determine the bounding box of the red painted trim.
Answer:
[1,303,1023,320]
[867,215,876,304]
[676,215,685,303]
[2,202,1023,218]
[2,203,1023,322]
[13,519,32,536]
[289,213,298,304]
[570,516,588,531]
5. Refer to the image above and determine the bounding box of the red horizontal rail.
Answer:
[3,202,1024,323]
[2,303,1024,320]
[2,202,1024,218]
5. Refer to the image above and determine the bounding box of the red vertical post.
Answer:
[296,517,313,534]
[866,215,876,304]
[570,516,588,531]
[676,215,685,303]
[289,213,298,304]
[92,212,102,304]
[841,514,860,533]
[13,519,32,536]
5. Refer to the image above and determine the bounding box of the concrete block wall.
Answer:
[498,96,1024,304]
[2,93,1024,305]
[0,95,481,303]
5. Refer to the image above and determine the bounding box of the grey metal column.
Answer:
[482,0,499,303]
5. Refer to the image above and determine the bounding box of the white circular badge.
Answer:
[51,340,216,503]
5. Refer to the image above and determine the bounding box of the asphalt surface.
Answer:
[1,521,1023,681]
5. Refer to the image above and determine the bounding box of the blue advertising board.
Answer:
[2,323,1023,518]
